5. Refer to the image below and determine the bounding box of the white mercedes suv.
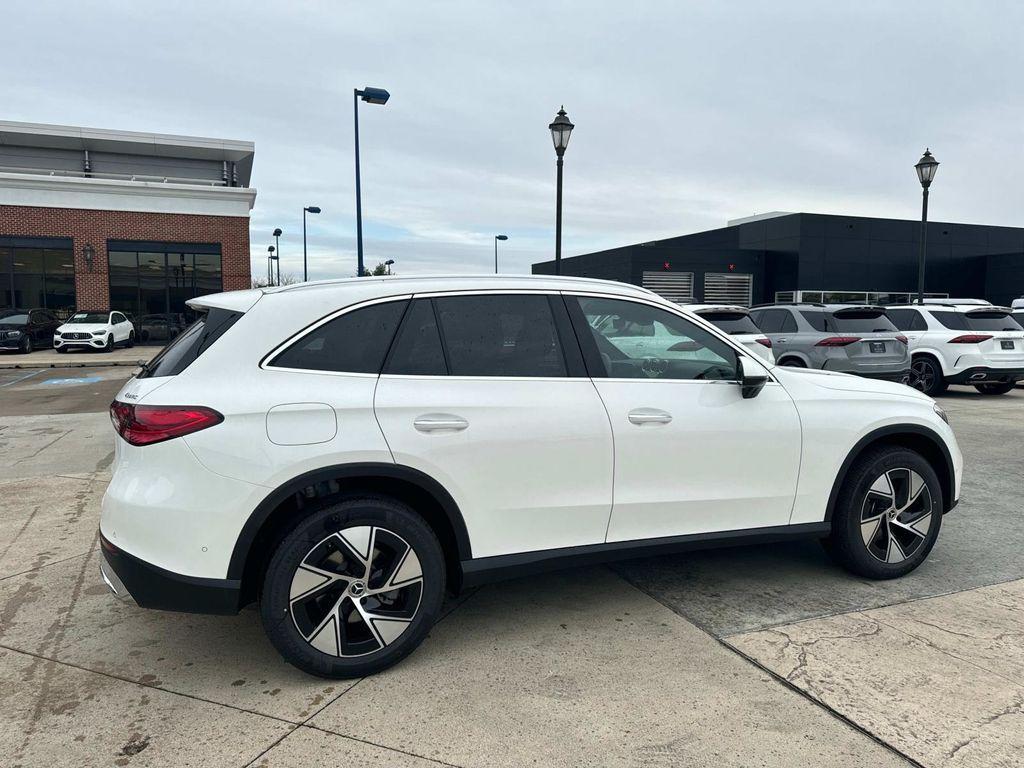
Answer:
[100,276,962,678]
[886,301,1024,395]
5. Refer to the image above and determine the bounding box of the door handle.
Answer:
[775,338,788,343]
[413,414,469,433]
[627,408,673,426]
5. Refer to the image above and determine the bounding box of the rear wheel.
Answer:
[908,356,947,396]
[974,382,1015,395]
[260,496,445,678]
[126,331,135,348]
[824,446,942,579]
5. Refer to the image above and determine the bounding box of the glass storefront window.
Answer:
[107,245,222,324]
[1,243,74,312]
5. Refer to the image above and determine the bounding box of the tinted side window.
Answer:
[434,294,567,377]
[887,308,926,331]
[384,299,446,375]
[779,311,798,333]
[753,309,782,333]
[575,296,737,381]
[269,300,407,374]
[931,311,969,331]
[799,311,828,332]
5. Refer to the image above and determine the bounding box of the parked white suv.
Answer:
[886,303,1024,395]
[681,304,775,363]
[55,310,136,352]
[100,276,961,678]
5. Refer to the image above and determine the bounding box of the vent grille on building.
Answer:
[704,273,753,307]
[641,271,694,302]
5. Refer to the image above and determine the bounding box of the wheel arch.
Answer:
[777,352,809,367]
[824,424,955,523]
[229,463,472,605]
[911,349,947,375]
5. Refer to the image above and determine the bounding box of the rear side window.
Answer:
[753,309,791,333]
[799,311,828,332]
[384,299,446,375]
[269,300,407,374]
[434,294,567,377]
[139,308,242,378]
[886,308,927,331]
[697,311,760,335]
[931,311,969,331]
[964,312,1024,332]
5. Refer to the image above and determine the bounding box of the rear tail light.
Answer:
[948,334,993,344]
[755,337,773,348]
[110,401,223,446]
[815,336,861,347]
[896,334,908,345]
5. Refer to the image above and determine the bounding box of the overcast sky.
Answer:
[6,1,1024,280]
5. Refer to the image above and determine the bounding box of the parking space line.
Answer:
[0,370,42,387]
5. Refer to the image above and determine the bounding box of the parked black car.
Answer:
[0,308,61,353]
[138,313,186,343]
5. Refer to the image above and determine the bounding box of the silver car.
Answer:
[749,304,910,382]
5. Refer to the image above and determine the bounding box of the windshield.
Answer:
[67,312,109,324]
[965,312,1024,332]
[0,311,29,324]
[697,311,760,334]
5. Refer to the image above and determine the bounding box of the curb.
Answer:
[0,359,148,370]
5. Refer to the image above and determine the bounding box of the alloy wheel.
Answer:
[907,359,935,393]
[860,468,933,564]
[289,526,423,657]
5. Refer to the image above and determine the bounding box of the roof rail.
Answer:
[751,301,826,308]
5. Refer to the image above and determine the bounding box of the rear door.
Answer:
[373,293,613,559]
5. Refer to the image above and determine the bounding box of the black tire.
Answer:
[126,331,135,348]
[974,382,1015,395]
[824,446,942,579]
[260,496,445,678]
[103,334,114,353]
[779,357,806,367]
[20,336,33,354]
[56,346,68,353]
[908,355,947,396]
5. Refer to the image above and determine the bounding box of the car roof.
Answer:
[190,274,663,313]
[682,304,751,314]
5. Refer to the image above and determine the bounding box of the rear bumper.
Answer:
[99,532,241,615]
[856,368,911,383]
[946,366,1024,385]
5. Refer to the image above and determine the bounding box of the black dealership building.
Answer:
[532,212,1024,308]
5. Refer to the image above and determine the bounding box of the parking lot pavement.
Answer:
[0,345,155,370]
[0,367,134,416]
[1,382,1022,767]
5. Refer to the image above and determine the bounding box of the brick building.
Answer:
[0,121,255,321]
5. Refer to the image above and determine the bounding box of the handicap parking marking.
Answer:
[38,375,104,387]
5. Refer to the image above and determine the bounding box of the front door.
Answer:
[567,294,802,542]
[374,293,614,559]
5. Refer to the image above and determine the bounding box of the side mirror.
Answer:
[738,357,768,399]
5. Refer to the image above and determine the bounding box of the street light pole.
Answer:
[272,228,282,286]
[548,107,575,276]
[267,245,275,286]
[914,149,940,305]
[302,206,320,282]
[353,86,390,277]
[494,234,508,274]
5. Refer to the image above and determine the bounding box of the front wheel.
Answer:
[908,356,947,396]
[824,446,942,579]
[103,334,114,353]
[260,496,445,678]
[974,382,1015,395]
[20,336,33,354]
